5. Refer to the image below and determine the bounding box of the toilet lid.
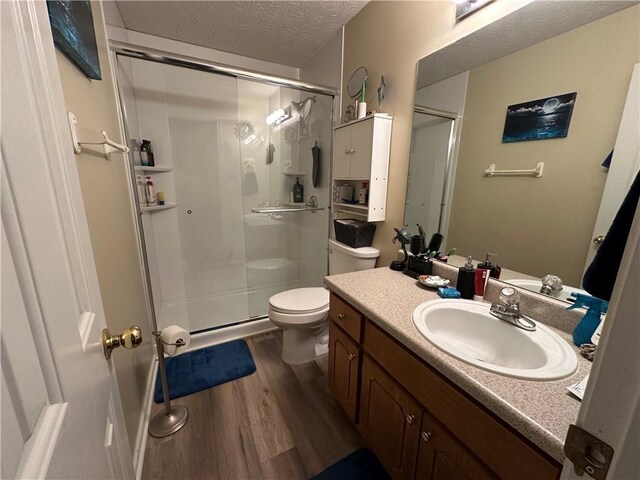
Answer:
[269,287,329,314]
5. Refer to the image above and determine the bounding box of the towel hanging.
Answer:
[312,141,321,188]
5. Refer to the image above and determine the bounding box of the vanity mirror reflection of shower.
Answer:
[116,54,333,333]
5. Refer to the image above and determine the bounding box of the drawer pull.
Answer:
[421,431,432,443]
[405,414,415,425]
[337,313,345,321]
[348,353,357,361]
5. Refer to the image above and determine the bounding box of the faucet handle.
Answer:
[499,287,520,307]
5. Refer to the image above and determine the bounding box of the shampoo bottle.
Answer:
[567,294,609,346]
[140,140,155,167]
[359,182,368,205]
[456,256,475,299]
[145,176,157,206]
[293,177,304,203]
[136,176,146,207]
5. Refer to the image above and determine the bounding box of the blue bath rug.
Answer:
[311,448,391,480]
[154,339,256,403]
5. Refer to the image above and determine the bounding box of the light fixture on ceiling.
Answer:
[266,106,291,126]
[455,0,494,22]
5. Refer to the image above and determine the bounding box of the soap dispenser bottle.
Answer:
[567,294,609,346]
[456,256,475,299]
[145,176,157,206]
[293,177,304,203]
[477,253,501,279]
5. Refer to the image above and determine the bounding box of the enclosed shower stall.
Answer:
[115,51,334,334]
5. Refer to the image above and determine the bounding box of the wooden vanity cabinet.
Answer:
[328,321,360,422]
[328,293,364,422]
[359,354,422,480]
[416,411,496,480]
[327,293,561,480]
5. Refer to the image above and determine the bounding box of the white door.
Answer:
[1,1,135,478]
[561,202,640,479]
[583,64,640,274]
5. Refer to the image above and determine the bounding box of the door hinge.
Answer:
[564,424,614,479]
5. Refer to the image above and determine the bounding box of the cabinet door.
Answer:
[359,355,421,480]
[333,126,351,179]
[328,321,361,422]
[349,119,373,179]
[416,411,496,480]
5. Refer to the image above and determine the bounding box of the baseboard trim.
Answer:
[133,357,157,480]
[132,319,277,478]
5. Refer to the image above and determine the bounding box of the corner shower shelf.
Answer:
[141,202,177,212]
[134,166,173,173]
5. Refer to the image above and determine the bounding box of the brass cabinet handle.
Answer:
[593,235,605,245]
[345,149,350,154]
[421,431,432,442]
[102,326,142,360]
[405,414,415,425]
[337,313,345,321]
[348,352,357,361]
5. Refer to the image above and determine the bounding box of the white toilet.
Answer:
[268,239,380,365]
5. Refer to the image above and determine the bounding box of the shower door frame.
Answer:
[109,42,338,336]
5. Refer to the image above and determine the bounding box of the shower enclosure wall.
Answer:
[116,54,333,333]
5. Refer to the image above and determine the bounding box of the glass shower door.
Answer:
[117,55,333,333]
[237,79,333,319]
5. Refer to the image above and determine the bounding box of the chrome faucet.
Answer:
[490,287,536,331]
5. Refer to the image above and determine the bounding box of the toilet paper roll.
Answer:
[160,325,191,356]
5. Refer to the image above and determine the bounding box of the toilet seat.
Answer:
[269,287,329,315]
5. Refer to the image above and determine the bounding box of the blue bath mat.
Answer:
[312,449,390,480]
[154,339,256,403]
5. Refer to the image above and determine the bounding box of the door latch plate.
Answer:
[564,424,613,479]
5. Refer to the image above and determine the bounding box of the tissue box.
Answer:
[333,219,376,248]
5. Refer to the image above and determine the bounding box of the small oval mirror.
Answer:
[347,66,368,99]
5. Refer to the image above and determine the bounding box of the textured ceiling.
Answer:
[115,1,367,67]
[417,1,638,88]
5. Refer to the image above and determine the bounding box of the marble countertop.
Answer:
[324,266,591,463]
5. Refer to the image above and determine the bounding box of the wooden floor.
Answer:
[142,332,365,480]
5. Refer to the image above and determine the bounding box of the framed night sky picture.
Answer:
[502,92,577,143]
[47,0,101,80]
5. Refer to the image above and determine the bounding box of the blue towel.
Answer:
[583,171,640,301]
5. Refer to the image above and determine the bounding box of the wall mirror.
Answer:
[406,1,639,302]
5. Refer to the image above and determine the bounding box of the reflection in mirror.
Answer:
[407,3,640,302]
[405,109,455,236]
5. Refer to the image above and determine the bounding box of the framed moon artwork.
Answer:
[502,92,577,143]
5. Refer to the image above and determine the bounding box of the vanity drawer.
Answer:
[330,293,363,343]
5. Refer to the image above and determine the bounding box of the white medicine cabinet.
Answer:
[332,114,392,222]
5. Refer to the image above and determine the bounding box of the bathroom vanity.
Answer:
[325,266,591,480]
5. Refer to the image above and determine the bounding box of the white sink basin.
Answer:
[412,299,578,380]
[508,279,588,303]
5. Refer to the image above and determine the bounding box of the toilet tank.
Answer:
[328,239,380,275]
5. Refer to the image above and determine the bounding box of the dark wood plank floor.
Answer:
[142,332,365,480]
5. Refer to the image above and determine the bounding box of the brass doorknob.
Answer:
[102,326,142,360]
[593,235,605,245]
